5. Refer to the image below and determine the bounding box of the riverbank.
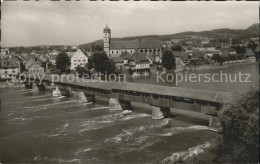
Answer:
[176,61,258,72]
[168,138,219,164]
[0,81,25,88]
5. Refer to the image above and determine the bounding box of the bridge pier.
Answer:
[206,106,221,129]
[42,82,54,90]
[57,85,72,96]
[24,82,32,89]
[78,92,95,103]
[53,86,62,97]
[109,98,131,111]
[152,106,171,119]
[32,83,45,91]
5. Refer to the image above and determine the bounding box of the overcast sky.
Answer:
[2,1,259,47]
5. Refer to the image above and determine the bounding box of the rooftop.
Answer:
[0,58,19,68]
[131,51,149,62]
[112,57,124,63]
[245,48,255,57]
[110,39,161,50]
[120,51,132,60]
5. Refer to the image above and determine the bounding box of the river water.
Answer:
[0,63,258,163]
[127,63,259,92]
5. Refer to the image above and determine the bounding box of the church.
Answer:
[103,25,162,58]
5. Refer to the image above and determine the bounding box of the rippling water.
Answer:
[0,89,217,163]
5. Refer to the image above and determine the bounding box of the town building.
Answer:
[245,49,256,62]
[129,52,150,75]
[1,48,10,58]
[192,50,206,60]
[70,49,90,70]
[27,63,44,73]
[23,53,49,72]
[112,57,125,69]
[49,55,57,65]
[0,57,20,80]
[12,55,25,73]
[174,53,184,72]
[103,25,162,58]
[120,51,132,66]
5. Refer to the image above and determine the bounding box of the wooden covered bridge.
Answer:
[24,73,233,124]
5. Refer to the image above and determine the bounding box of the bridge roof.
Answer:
[26,73,232,103]
[112,82,232,103]
[38,74,116,90]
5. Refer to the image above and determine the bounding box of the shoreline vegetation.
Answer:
[179,89,259,164]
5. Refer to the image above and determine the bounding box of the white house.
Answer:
[70,49,90,70]
[27,63,44,73]
[129,52,150,71]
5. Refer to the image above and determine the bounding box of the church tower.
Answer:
[103,24,111,57]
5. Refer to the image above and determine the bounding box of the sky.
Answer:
[1,1,259,47]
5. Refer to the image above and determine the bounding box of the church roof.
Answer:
[110,39,161,50]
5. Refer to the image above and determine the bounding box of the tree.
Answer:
[171,45,183,52]
[247,40,257,51]
[56,52,70,74]
[161,49,175,70]
[232,45,246,56]
[91,43,103,52]
[92,51,115,75]
[48,62,56,73]
[214,90,259,163]
[211,53,224,64]
[86,59,94,70]
[75,65,90,78]
[188,58,199,66]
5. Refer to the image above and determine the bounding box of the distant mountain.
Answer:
[246,23,259,32]
[80,23,259,48]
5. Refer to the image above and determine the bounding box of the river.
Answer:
[0,63,258,163]
[127,63,259,92]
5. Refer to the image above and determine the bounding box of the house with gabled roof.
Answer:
[70,49,91,70]
[120,51,132,65]
[27,62,44,73]
[129,52,150,72]
[192,50,206,60]
[245,48,256,62]
[112,57,125,69]
[0,57,20,80]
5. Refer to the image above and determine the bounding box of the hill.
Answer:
[246,23,259,33]
[80,23,259,48]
